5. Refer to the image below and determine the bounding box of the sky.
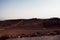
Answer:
[0,0,60,20]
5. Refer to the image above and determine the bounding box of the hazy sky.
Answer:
[0,0,60,20]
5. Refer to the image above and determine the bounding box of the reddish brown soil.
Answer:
[0,18,60,37]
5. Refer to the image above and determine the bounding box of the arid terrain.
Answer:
[7,35,60,40]
[0,18,60,40]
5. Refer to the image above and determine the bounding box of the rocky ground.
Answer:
[7,35,60,40]
[0,18,60,40]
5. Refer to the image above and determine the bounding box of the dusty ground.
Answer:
[7,35,60,40]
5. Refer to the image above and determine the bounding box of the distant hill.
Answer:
[0,17,60,29]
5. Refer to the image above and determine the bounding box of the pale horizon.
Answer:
[0,0,60,20]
